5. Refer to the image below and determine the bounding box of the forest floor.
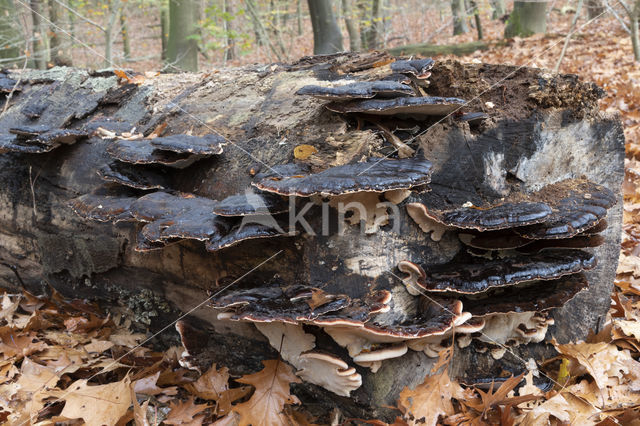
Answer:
[2,2,640,425]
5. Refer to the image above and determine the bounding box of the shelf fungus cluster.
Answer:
[399,177,615,359]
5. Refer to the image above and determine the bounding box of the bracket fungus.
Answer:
[107,133,224,168]
[390,58,435,79]
[212,191,289,216]
[68,193,137,223]
[325,96,466,117]
[296,81,413,100]
[252,157,433,196]
[97,161,169,190]
[411,249,596,294]
[2,127,88,154]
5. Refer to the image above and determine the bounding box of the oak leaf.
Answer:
[232,360,301,426]
[164,396,211,426]
[54,376,132,426]
[397,369,466,426]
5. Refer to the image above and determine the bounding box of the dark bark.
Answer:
[307,0,344,54]
[587,0,604,19]
[48,0,72,66]
[471,0,483,40]
[0,55,624,420]
[120,8,131,61]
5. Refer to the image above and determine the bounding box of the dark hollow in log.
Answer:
[0,54,624,420]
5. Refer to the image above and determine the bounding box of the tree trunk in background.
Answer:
[0,0,21,65]
[307,0,343,54]
[505,0,547,38]
[30,0,47,69]
[489,0,505,19]
[120,8,131,61]
[223,0,236,61]
[631,0,640,61]
[161,4,169,60]
[343,0,361,51]
[246,0,284,60]
[104,0,121,67]
[363,0,383,49]
[586,0,604,19]
[451,0,469,35]
[471,0,483,39]
[166,0,199,72]
[297,0,303,35]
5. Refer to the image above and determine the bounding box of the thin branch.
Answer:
[50,0,104,31]
[554,0,584,73]
[617,0,633,15]
[605,0,631,32]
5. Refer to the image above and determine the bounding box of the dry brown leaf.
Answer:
[164,396,211,425]
[397,369,467,426]
[0,327,48,360]
[133,371,178,396]
[554,340,640,390]
[232,360,301,426]
[84,339,114,353]
[294,144,318,160]
[132,390,151,426]
[53,376,132,426]
[64,314,110,333]
[16,357,59,393]
[183,363,230,400]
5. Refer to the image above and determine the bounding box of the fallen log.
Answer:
[0,53,624,420]
[387,40,497,56]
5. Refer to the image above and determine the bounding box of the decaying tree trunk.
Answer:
[0,53,624,420]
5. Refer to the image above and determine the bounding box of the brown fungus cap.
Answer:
[296,80,414,100]
[212,285,352,323]
[514,179,616,239]
[417,201,553,231]
[97,161,169,190]
[68,193,137,223]
[516,234,605,254]
[252,157,433,196]
[0,73,19,93]
[212,191,289,216]
[206,218,294,252]
[149,134,225,155]
[325,96,466,116]
[461,273,589,317]
[414,249,596,294]
[2,128,88,154]
[390,58,435,78]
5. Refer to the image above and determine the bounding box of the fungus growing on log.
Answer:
[1,127,88,153]
[514,179,616,239]
[296,81,414,100]
[411,249,596,294]
[0,54,625,417]
[107,134,224,168]
[68,193,136,223]
[252,157,433,196]
[97,162,169,190]
[390,58,435,78]
[212,191,289,216]
[0,72,19,93]
[325,96,466,116]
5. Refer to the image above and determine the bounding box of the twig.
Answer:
[29,166,39,218]
[605,0,631,33]
[0,263,26,288]
[50,0,104,31]
[374,122,416,159]
[554,0,585,73]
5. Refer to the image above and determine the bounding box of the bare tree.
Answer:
[30,0,47,68]
[451,0,469,35]
[505,0,548,38]
[490,0,506,18]
[614,0,640,61]
[223,0,236,61]
[307,0,343,54]
[342,0,361,51]
[586,0,605,18]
